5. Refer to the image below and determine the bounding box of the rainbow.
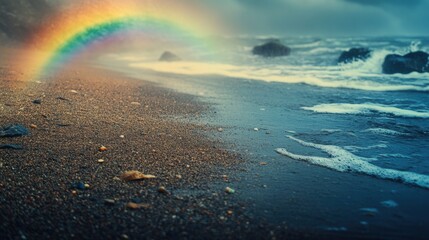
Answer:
[20,0,225,80]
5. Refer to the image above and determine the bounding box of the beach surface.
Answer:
[0,48,323,240]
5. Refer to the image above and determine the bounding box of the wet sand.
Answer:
[0,51,316,239]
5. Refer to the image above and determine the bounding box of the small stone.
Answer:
[126,202,150,209]
[30,124,37,129]
[121,234,129,240]
[227,210,233,215]
[225,187,235,194]
[104,199,115,205]
[253,128,259,131]
[84,183,90,189]
[158,186,170,195]
[32,99,42,104]
[119,135,125,138]
[260,162,268,166]
[99,146,108,152]
[70,90,78,94]
[217,128,224,132]
[70,182,86,190]
[175,174,182,179]
[71,190,77,195]
[113,176,121,181]
[0,125,29,137]
[97,159,105,163]
[120,171,156,181]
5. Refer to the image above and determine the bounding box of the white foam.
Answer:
[363,128,407,136]
[344,144,387,153]
[381,200,398,208]
[302,103,429,118]
[276,136,429,189]
[129,61,429,92]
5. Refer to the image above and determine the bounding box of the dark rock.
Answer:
[70,182,86,190]
[382,51,429,74]
[159,51,181,62]
[0,125,29,137]
[252,41,291,57]
[32,99,42,104]
[0,144,23,150]
[338,48,371,64]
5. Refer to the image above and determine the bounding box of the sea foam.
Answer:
[130,62,429,92]
[276,136,429,189]
[302,103,429,118]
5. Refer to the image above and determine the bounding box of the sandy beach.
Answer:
[0,48,317,239]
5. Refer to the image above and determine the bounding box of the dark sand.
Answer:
[0,51,318,239]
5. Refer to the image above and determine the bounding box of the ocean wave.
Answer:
[275,136,429,189]
[302,103,429,118]
[130,61,429,92]
[363,128,408,136]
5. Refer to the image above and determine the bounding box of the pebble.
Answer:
[84,183,90,189]
[104,199,115,205]
[126,202,150,209]
[32,99,42,104]
[0,125,29,137]
[253,128,259,131]
[99,146,108,152]
[97,159,105,163]
[225,187,235,194]
[217,128,224,132]
[70,90,78,94]
[158,186,170,195]
[70,182,86,190]
[227,210,233,215]
[120,171,156,181]
[119,135,125,138]
[30,124,37,129]
[260,162,268,166]
[175,174,182,179]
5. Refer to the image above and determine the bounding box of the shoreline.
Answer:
[0,56,316,239]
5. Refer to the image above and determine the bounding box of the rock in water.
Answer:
[382,51,429,74]
[252,41,291,57]
[0,125,29,137]
[338,48,371,64]
[159,51,181,62]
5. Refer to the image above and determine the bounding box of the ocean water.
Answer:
[106,36,429,189]
[101,36,429,237]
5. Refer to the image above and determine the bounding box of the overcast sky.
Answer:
[203,0,429,36]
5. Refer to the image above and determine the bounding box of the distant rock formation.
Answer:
[159,51,181,62]
[252,41,291,57]
[338,48,371,64]
[382,51,429,74]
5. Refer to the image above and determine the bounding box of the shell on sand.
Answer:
[120,170,156,181]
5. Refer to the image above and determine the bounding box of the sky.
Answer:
[1,0,428,41]
[203,0,429,36]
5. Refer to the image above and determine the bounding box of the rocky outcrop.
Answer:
[252,41,291,57]
[382,51,429,74]
[338,48,371,64]
[159,51,181,62]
